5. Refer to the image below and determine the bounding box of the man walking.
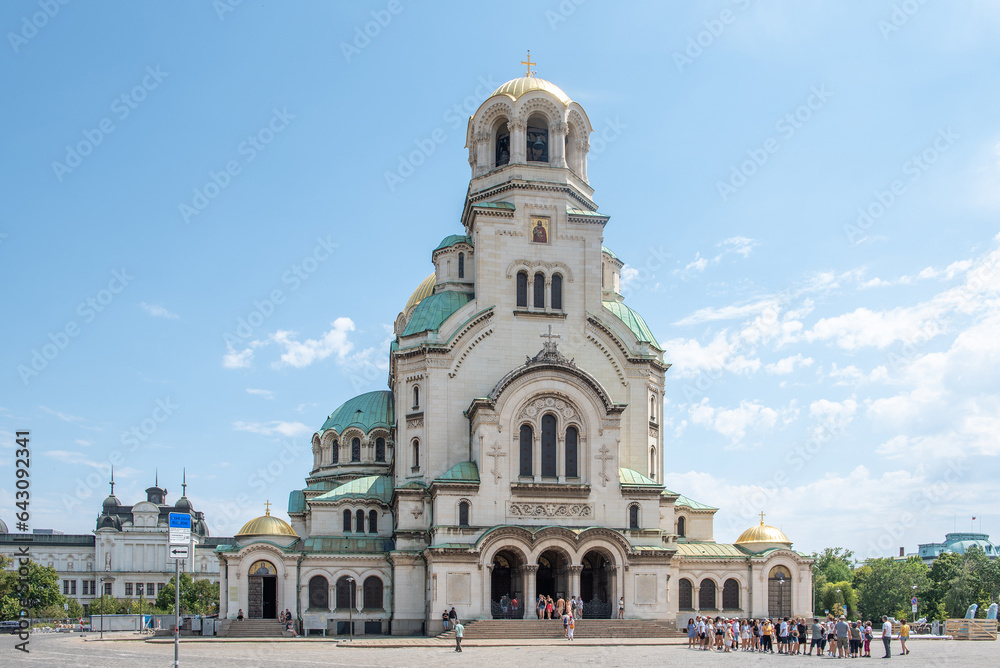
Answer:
[808,617,825,656]
[881,615,892,658]
[836,615,850,658]
[454,619,465,652]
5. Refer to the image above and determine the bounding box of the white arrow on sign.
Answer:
[169,545,189,559]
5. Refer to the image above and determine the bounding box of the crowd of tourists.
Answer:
[686,614,913,658]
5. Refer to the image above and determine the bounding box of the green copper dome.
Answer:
[602,300,660,349]
[402,291,473,337]
[434,234,472,252]
[319,390,394,434]
[313,475,394,504]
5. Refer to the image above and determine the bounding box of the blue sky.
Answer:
[2,1,998,559]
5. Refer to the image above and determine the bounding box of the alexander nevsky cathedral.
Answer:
[216,62,814,636]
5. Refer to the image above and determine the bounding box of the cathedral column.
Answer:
[484,564,493,616]
[509,119,527,164]
[693,585,700,613]
[568,564,582,600]
[475,131,490,176]
[523,564,538,615]
[551,122,567,168]
[577,138,590,181]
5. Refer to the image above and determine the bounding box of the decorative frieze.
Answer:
[508,502,593,518]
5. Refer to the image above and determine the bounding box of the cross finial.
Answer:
[182,467,187,496]
[521,50,536,77]
[264,500,272,516]
[760,511,766,525]
[541,325,561,344]
[110,466,114,495]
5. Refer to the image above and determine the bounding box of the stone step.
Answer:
[438,619,685,640]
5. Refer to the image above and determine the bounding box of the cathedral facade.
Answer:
[216,72,813,635]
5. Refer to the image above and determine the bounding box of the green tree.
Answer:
[813,547,855,584]
[0,558,67,619]
[818,581,857,617]
[853,557,928,620]
[155,573,219,615]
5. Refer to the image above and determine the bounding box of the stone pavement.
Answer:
[1,633,995,668]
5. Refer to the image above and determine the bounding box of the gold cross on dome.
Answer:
[521,50,536,77]
[265,500,272,516]
[760,511,766,524]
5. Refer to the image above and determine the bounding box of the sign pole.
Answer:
[174,557,180,667]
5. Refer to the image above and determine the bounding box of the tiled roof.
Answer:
[434,234,472,252]
[319,390,394,435]
[402,291,473,337]
[618,467,663,488]
[675,542,747,558]
[673,494,718,511]
[300,536,394,554]
[312,475,394,504]
[602,300,661,349]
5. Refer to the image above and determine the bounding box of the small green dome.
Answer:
[313,475,394,504]
[319,390,394,434]
[434,234,472,252]
[602,300,660,349]
[602,246,619,261]
[402,291,473,337]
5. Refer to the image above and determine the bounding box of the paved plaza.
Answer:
[0,634,994,668]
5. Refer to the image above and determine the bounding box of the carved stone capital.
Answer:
[522,564,539,574]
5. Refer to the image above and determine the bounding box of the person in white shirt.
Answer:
[880,615,893,658]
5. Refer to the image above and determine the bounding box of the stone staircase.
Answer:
[437,619,685,640]
[220,619,288,638]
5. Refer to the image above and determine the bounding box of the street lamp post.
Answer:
[836,588,843,618]
[346,577,355,642]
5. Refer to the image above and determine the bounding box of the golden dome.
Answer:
[404,273,436,313]
[236,507,298,538]
[490,77,572,106]
[735,518,791,547]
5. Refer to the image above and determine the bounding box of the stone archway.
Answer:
[580,549,615,618]
[768,565,792,618]
[536,549,569,603]
[247,559,278,619]
[490,550,525,619]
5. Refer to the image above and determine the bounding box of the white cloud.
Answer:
[689,397,779,445]
[659,332,760,380]
[74,439,93,447]
[139,302,179,319]
[223,344,255,369]
[765,353,814,375]
[825,363,888,386]
[233,420,312,438]
[271,317,356,368]
[38,406,86,424]
[619,265,639,292]
[245,388,275,399]
[720,236,758,258]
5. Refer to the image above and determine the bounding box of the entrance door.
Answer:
[768,566,791,618]
[248,576,263,618]
[262,576,277,619]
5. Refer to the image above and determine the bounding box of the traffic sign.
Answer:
[911,596,918,605]
[168,545,189,559]
[168,512,191,546]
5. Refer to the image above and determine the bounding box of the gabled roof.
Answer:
[402,291,473,337]
[602,300,661,349]
[435,461,479,484]
[675,542,747,558]
[618,467,663,488]
[319,390,394,434]
[312,475,394,504]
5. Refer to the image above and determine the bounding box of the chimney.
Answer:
[899,547,904,557]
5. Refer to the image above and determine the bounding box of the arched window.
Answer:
[335,576,355,610]
[629,504,640,529]
[516,271,528,308]
[363,576,384,610]
[368,509,378,533]
[458,252,465,279]
[343,509,352,533]
[565,426,578,477]
[723,578,740,610]
[331,439,339,464]
[649,446,657,481]
[533,272,545,308]
[412,439,420,470]
[541,413,557,477]
[351,437,361,462]
[678,578,693,610]
[677,516,686,538]
[526,113,549,162]
[355,509,365,534]
[495,122,510,167]
[519,424,532,477]
[650,395,657,422]
[375,437,386,462]
[551,274,562,310]
[412,385,420,409]
[308,575,329,610]
[699,579,717,610]
[458,501,470,527]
